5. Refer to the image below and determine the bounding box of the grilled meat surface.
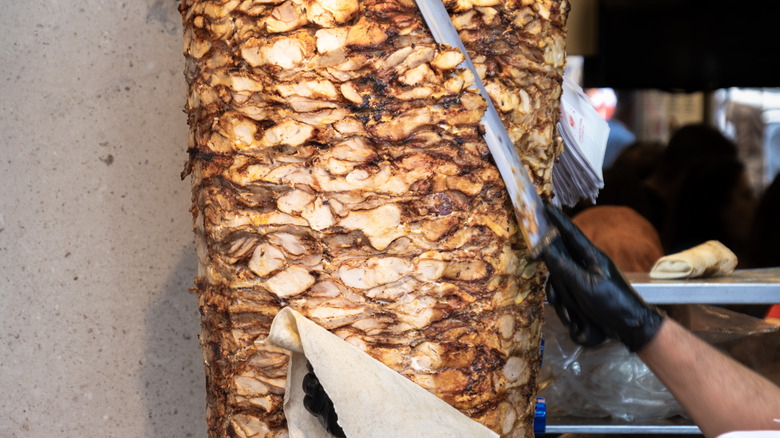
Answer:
[180,0,568,437]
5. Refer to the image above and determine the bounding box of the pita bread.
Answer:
[268,307,499,438]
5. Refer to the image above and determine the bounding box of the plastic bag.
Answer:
[538,305,683,422]
[538,304,780,422]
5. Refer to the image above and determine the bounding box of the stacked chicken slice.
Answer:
[180,0,568,437]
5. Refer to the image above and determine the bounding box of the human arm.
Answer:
[542,203,780,436]
[638,318,780,437]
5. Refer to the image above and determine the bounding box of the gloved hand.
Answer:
[302,362,346,438]
[542,203,665,352]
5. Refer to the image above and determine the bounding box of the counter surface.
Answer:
[629,268,780,304]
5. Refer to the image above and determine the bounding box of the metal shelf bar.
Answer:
[546,425,702,434]
[627,268,780,304]
[546,416,701,434]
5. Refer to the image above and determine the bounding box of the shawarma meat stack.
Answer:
[180,0,569,436]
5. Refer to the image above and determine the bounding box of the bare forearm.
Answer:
[638,319,780,437]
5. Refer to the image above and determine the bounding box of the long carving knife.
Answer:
[414,0,556,257]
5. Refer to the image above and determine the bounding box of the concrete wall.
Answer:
[0,1,206,436]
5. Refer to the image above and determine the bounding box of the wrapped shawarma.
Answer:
[650,240,738,279]
[180,0,569,436]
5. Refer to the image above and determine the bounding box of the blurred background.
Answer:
[1,0,778,437]
[565,0,780,273]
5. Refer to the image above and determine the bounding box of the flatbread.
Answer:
[268,307,499,438]
[650,240,738,279]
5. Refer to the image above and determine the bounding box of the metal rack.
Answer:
[629,268,780,305]
[545,268,780,435]
[547,416,701,434]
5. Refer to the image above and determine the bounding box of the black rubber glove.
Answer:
[302,362,346,438]
[542,202,665,352]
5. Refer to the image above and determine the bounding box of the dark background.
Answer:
[583,0,780,91]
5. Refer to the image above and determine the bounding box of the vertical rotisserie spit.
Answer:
[180,1,568,437]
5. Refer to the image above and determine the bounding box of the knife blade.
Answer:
[413,0,556,257]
